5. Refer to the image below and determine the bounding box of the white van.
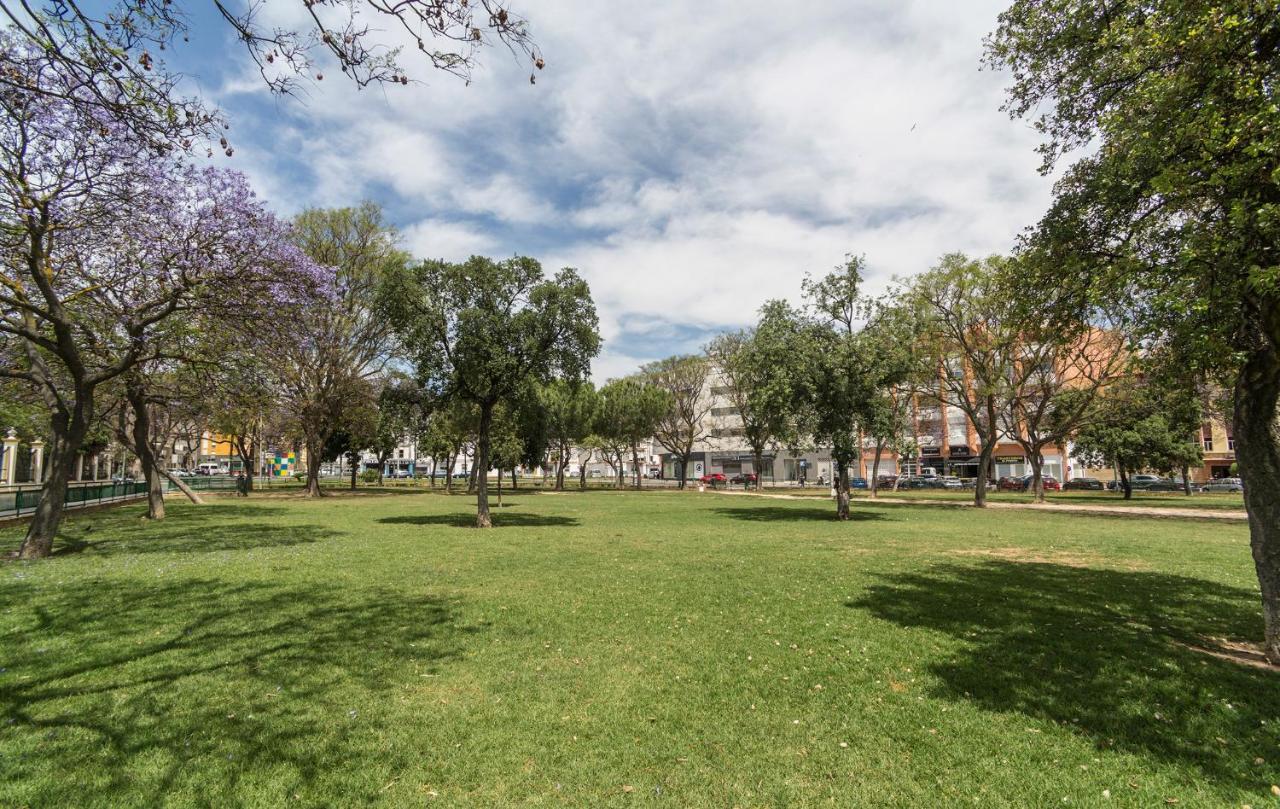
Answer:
[197,462,226,476]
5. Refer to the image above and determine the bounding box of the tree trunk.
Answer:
[974,434,995,508]
[632,444,643,489]
[616,454,625,490]
[753,450,764,491]
[497,467,503,508]
[20,393,90,558]
[303,435,325,497]
[511,468,519,490]
[446,451,456,493]
[161,468,205,504]
[555,443,566,490]
[835,456,851,520]
[475,404,493,528]
[869,439,884,499]
[579,453,587,490]
[1181,462,1192,496]
[678,452,691,490]
[234,437,256,493]
[429,456,437,488]
[349,452,358,491]
[1120,466,1132,500]
[1234,335,1280,664]
[1028,449,1045,504]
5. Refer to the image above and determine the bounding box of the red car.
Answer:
[1007,474,1060,491]
[698,472,727,485]
[729,472,757,485]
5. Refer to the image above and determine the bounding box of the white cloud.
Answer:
[207,0,1055,380]
[401,219,497,261]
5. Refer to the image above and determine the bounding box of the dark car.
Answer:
[850,477,868,489]
[1063,477,1104,491]
[729,472,757,485]
[1146,477,1199,493]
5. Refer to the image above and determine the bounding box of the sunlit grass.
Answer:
[1,490,1274,806]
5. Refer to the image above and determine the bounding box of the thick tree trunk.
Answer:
[870,439,884,499]
[1181,462,1192,496]
[350,452,358,491]
[835,457,851,520]
[974,436,995,508]
[234,437,256,493]
[1234,336,1280,664]
[579,453,587,490]
[446,451,456,493]
[555,443,566,490]
[22,445,74,558]
[511,468,518,490]
[429,456,437,488]
[475,405,493,528]
[678,452,691,490]
[126,381,164,520]
[497,468,503,508]
[1120,466,1133,500]
[303,436,325,497]
[753,450,764,491]
[1028,450,1045,504]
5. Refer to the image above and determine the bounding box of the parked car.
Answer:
[997,476,1025,491]
[939,476,964,489]
[1203,477,1244,493]
[1127,474,1163,490]
[1063,477,1104,491]
[388,469,412,479]
[699,472,727,485]
[1146,477,1200,493]
[729,472,757,485]
[170,468,193,478]
[876,475,898,488]
[847,477,867,489]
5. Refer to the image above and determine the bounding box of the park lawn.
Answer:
[0,490,1276,807]
[759,485,1248,511]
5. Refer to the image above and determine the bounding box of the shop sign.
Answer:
[995,455,1024,463]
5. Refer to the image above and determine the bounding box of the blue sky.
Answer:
[168,0,1054,381]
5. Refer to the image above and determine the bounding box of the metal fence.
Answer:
[0,475,249,520]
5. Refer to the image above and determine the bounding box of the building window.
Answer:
[710,386,734,397]
[1201,423,1214,452]
[710,406,740,417]
[397,449,405,459]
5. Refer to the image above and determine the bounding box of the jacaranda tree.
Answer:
[0,36,319,558]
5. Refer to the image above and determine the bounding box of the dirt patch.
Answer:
[950,547,1147,571]
[1177,637,1280,673]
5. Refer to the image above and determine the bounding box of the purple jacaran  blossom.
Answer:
[0,33,334,558]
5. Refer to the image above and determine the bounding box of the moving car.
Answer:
[1063,477,1104,491]
[699,472,727,485]
[1203,477,1244,493]
[729,472,758,485]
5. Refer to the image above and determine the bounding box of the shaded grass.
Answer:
[0,491,1275,807]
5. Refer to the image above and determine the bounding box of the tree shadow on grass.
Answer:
[849,560,1278,791]
[37,502,334,557]
[0,576,478,806]
[378,512,579,528]
[711,505,889,523]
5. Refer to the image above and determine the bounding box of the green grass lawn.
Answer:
[756,485,1248,511]
[1,490,1275,807]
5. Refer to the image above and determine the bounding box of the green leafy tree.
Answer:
[857,294,929,497]
[795,256,878,520]
[907,254,1024,507]
[986,0,1280,661]
[381,255,599,527]
[643,355,713,489]
[707,300,806,490]
[280,203,404,497]
[540,380,599,490]
[597,376,669,489]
